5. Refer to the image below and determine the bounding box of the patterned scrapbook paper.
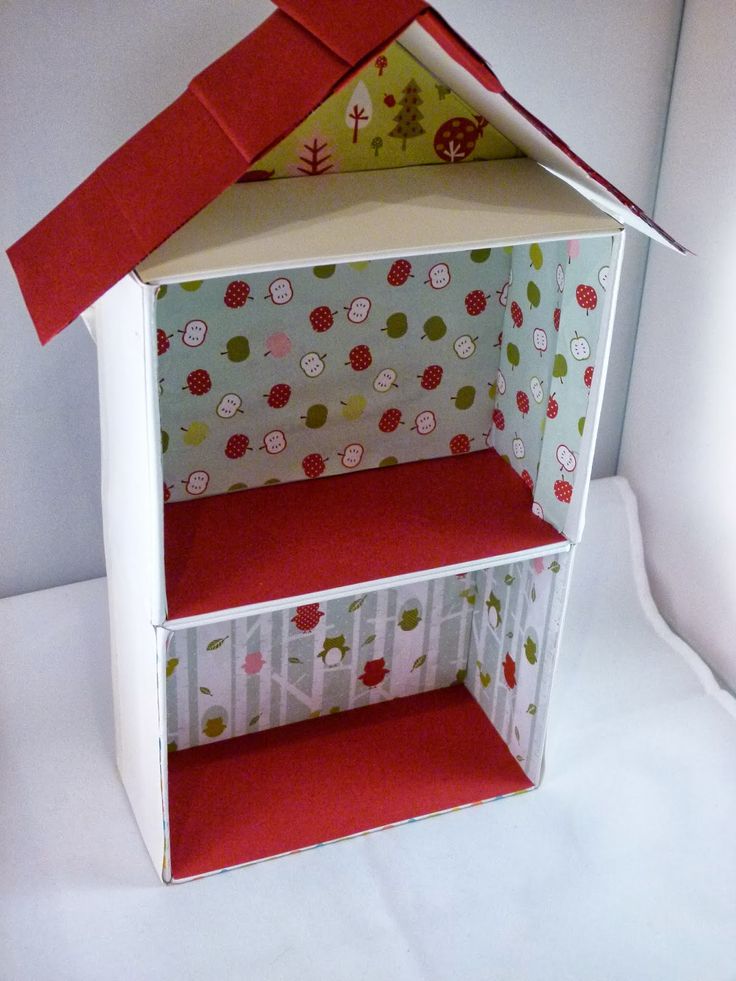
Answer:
[246,41,521,180]
[166,574,475,751]
[466,551,573,783]
[489,237,613,530]
[155,249,508,502]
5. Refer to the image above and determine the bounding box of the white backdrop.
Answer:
[620,0,736,690]
[1,0,683,597]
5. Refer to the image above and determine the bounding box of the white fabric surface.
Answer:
[1,477,734,980]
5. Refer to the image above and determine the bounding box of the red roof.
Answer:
[6,0,684,345]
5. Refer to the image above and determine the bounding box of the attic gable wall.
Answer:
[246,41,521,180]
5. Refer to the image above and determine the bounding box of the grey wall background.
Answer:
[1,0,683,598]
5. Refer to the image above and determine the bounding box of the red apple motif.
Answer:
[465,290,490,316]
[553,308,561,332]
[309,306,336,332]
[510,301,523,328]
[450,434,472,455]
[291,604,324,632]
[163,482,172,503]
[516,391,530,416]
[419,365,443,390]
[359,657,390,688]
[183,369,212,396]
[157,329,172,356]
[492,407,505,431]
[503,653,517,689]
[302,453,327,478]
[265,383,291,408]
[387,259,413,286]
[520,469,534,492]
[547,394,559,419]
[225,434,251,459]
[346,344,372,371]
[379,408,403,433]
[576,284,598,314]
[224,280,251,308]
[554,477,573,503]
[584,366,594,389]
[383,93,396,108]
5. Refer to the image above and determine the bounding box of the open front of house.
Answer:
[7,0,682,882]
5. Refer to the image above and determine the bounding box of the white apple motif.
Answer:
[345,296,371,323]
[216,393,243,418]
[570,332,591,361]
[556,263,565,292]
[180,319,208,347]
[265,277,293,305]
[300,352,326,377]
[598,265,610,291]
[487,604,500,629]
[531,501,544,520]
[530,377,544,404]
[556,443,576,472]
[512,435,525,459]
[496,369,506,396]
[454,335,478,359]
[412,410,436,435]
[340,443,364,468]
[184,470,209,495]
[373,368,397,393]
[261,430,287,454]
[533,328,548,355]
[497,280,510,307]
[425,262,451,289]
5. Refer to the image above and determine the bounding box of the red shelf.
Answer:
[167,685,533,879]
[164,448,566,620]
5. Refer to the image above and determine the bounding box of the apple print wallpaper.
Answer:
[166,552,571,785]
[156,237,612,531]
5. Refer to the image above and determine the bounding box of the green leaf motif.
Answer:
[348,595,367,613]
[166,658,179,678]
[362,634,376,646]
[514,725,520,741]
[411,654,427,672]
[199,686,212,696]
[531,585,537,602]
[549,561,561,574]
[527,703,537,715]
[288,657,302,664]
[459,588,477,606]
[479,670,492,689]
[248,714,261,727]
[206,637,228,651]
[504,574,515,586]
[524,637,538,664]
[456,668,467,684]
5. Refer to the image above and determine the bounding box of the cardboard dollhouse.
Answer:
[7,0,684,882]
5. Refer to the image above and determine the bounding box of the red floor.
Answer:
[164,449,565,619]
[167,685,533,879]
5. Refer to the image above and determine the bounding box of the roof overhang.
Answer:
[6,0,685,345]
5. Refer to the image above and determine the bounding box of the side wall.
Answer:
[619,0,736,690]
[95,276,168,880]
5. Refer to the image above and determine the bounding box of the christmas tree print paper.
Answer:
[246,41,521,180]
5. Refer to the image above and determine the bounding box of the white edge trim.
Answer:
[163,540,571,631]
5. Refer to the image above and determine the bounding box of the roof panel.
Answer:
[272,0,427,63]
[189,11,348,162]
